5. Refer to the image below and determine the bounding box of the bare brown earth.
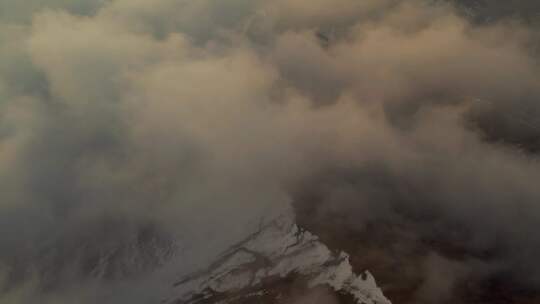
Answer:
[294,200,540,304]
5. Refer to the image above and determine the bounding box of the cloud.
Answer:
[1,0,540,303]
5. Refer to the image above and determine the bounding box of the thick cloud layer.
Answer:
[1,1,540,303]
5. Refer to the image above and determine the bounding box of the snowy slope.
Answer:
[165,205,391,304]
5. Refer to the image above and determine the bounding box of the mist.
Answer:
[1,0,540,303]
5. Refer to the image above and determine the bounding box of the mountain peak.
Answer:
[167,209,391,304]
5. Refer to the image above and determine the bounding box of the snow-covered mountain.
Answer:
[163,205,391,304]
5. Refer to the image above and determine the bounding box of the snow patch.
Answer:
[167,205,391,304]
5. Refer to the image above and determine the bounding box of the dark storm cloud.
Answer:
[1,0,540,303]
